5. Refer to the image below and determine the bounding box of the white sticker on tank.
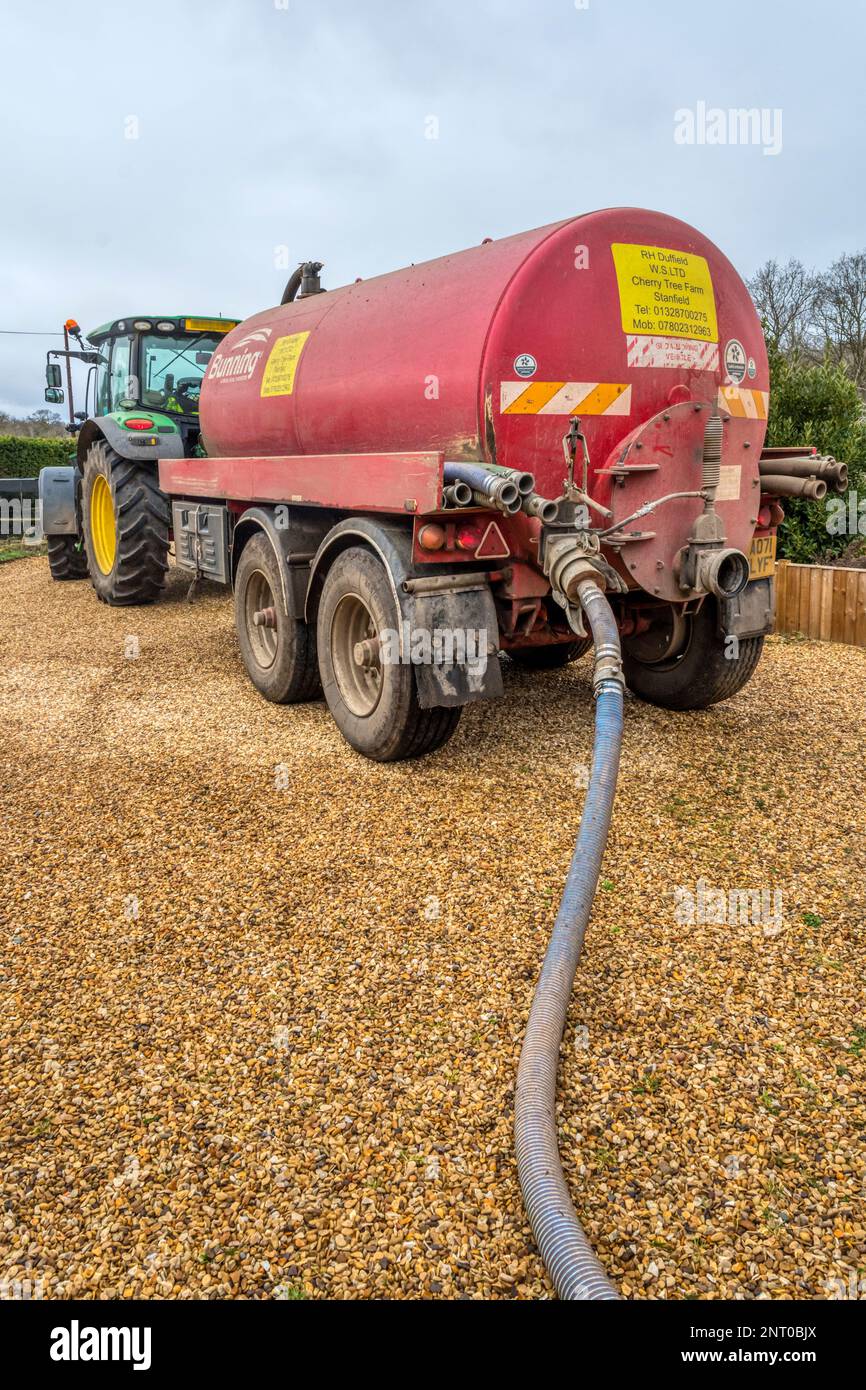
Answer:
[724,339,747,383]
[513,353,537,378]
[716,465,742,502]
[626,335,719,370]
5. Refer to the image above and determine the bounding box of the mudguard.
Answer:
[306,516,503,707]
[76,415,185,467]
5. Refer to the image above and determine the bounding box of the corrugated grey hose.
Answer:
[515,578,625,1300]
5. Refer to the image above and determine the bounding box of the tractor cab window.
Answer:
[109,335,135,409]
[94,343,111,414]
[139,333,220,416]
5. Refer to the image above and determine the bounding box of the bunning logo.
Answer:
[208,326,272,383]
[234,328,273,348]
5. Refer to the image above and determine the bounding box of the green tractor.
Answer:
[42,314,237,603]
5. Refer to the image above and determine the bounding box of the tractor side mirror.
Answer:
[46,363,62,388]
[45,387,65,405]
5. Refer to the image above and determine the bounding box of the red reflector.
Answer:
[456,525,480,551]
[475,521,510,560]
[757,505,772,528]
[125,417,155,431]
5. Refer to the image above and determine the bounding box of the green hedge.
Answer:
[0,435,76,478]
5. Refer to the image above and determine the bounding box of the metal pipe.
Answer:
[443,461,520,511]
[486,462,536,496]
[515,578,624,1301]
[470,488,522,515]
[759,457,847,491]
[522,493,559,524]
[442,482,473,508]
[759,474,827,501]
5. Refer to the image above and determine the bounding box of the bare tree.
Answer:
[813,251,866,390]
[746,258,819,354]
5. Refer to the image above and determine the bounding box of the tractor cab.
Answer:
[45,315,238,456]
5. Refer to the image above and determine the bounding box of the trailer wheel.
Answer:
[235,533,321,703]
[81,441,169,605]
[508,638,592,669]
[317,547,461,761]
[623,599,764,710]
[47,535,88,581]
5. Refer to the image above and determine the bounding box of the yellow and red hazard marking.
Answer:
[500,381,631,416]
[717,385,769,419]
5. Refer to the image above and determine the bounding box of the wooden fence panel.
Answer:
[774,560,866,648]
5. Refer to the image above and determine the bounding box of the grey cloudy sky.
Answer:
[1,0,863,415]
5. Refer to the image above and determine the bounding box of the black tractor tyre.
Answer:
[623,599,764,710]
[316,546,461,762]
[47,535,89,581]
[81,441,169,605]
[235,533,321,704]
[508,638,592,669]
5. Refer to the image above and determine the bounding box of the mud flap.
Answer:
[409,585,503,709]
[718,577,775,639]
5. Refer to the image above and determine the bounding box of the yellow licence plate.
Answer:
[749,533,776,580]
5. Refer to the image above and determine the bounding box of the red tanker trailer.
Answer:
[147,208,838,760]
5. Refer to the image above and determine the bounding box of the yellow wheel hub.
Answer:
[90,474,117,575]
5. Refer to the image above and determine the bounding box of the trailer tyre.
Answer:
[81,441,169,605]
[47,535,89,581]
[508,638,592,669]
[317,547,461,761]
[623,599,764,710]
[235,533,321,704]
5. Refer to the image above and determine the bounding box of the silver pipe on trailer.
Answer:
[758,456,847,492]
[522,493,560,524]
[759,474,828,501]
[442,482,474,508]
[443,461,520,511]
[471,488,523,515]
[515,577,624,1300]
[485,462,536,496]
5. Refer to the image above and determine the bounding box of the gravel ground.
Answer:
[1,557,864,1301]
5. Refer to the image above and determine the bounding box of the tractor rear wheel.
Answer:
[317,546,461,761]
[623,599,764,710]
[81,441,169,605]
[508,638,592,669]
[47,535,88,581]
[235,533,321,703]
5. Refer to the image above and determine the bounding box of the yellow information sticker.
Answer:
[611,243,718,342]
[260,332,311,398]
[185,318,237,334]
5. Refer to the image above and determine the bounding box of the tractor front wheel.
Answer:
[623,599,764,710]
[317,547,461,761]
[81,441,169,605]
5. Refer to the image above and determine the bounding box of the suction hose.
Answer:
[515,578,624,1300]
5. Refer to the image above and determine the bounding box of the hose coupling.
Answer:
[590,640,624,694]
[543,535,603,605]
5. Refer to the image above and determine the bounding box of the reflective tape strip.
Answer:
[501,381,631,415]
[717,385,769,419]
[627,335,720,370]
